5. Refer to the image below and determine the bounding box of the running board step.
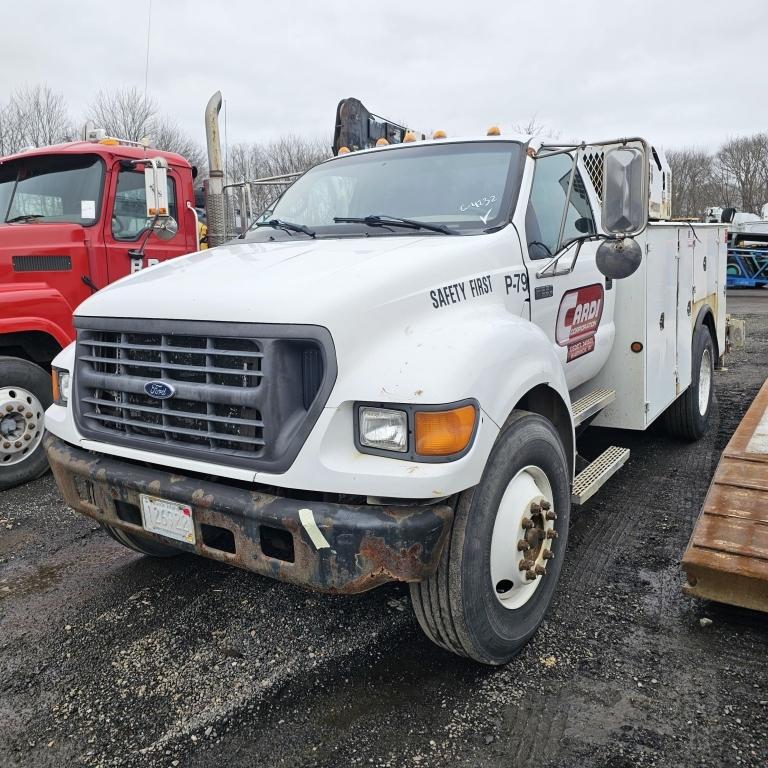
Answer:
[572,446,630,505]
[571,388,616,427]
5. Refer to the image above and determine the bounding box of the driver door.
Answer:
[523,152,614,390]
[103,164,191,283]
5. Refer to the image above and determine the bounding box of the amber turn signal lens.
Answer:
[51,372,60,403]
[414,405,476,456]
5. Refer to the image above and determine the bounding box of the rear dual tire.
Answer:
[664,324,715,441]
[410,410,571,665]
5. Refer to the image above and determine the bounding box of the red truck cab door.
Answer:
[103,162,195,282]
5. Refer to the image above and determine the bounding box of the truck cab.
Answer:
[44,128,727,665]
[0,139,198,489]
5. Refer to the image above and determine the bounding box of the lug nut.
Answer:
[535,564,546,576]
[23,434,31,441]
[543,550,555,560]
[517,539,530,551]
[519,558,534,571]
[546,530,558,539]
[4,404,12,412]
[17,404,24,411]
[2,442,9,449]
[521,517,534,529]
[545,510,557,521]
[25,412,32,419]
[541,500,551,511]
[14,441,22,448]
[530,502,541,514]
[27,423,35,430]
[525,569,537,581]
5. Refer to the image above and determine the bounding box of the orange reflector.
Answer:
[403,131,417,143]
[51,372,60,404]
[631,341,643,353]
[415,405,476,456]
[376,137,389,146]
[432,129,447,139]
[338,146,351,154]
[487,125,500,136]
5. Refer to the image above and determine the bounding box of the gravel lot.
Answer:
[1,290,766,768]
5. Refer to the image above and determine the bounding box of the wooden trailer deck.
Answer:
[682,378,768,612]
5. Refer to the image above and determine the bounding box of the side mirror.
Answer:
[153,215,178,241]
[143,158,171,219]
[601,145,648,237]
[596,237,642,279]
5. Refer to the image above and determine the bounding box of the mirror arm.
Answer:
[535,236,596,279]
[554,151,579,253]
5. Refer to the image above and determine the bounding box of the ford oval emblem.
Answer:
[144,380,176,400]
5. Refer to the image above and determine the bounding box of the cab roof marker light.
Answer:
[487,126,501,136]
[376,137,389,146]
[338,146,351,154]
[403,131,418,143]
[432,129,447,139]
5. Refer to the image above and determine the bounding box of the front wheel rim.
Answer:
[698,347,712,416]
[0,386,45,467]
[489,465,557,610]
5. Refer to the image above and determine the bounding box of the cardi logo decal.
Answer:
[555,284,604,349]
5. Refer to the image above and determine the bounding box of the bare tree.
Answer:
[511,115,561,140]
[88,87,156,142]
[666,148,714,219]
[0,85,73,154]
[713,134,768,214]
[10,85,73,148]
[227,135,330,213]
[152,117,207,177]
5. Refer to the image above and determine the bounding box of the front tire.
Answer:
[0,357,51,490]
[664,324,715,441]
[410,410,571,665]
[101,524,181,557]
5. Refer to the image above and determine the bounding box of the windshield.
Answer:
[268,141,524,235]
[0,154,104,225]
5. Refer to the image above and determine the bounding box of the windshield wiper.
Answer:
[248,218,315,238]
[333,214,456,235]
[6,214,44,223]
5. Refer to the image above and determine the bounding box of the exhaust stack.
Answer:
[205,91,227,248]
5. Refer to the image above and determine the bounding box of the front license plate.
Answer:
[139,494,196,545]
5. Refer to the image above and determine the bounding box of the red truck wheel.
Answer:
[0,357,52,490]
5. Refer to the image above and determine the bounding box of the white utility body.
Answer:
[44,118,728,665]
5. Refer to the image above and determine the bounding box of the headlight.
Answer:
[358,407,408,453]
[355,401,478,460]
[52,367,71,406]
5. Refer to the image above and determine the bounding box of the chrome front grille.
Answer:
[73,318,336,472]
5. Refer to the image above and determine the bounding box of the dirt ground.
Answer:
[1,290,766,768]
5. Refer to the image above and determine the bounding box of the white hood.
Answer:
[76,234,503,327]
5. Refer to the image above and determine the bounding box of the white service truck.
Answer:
[44,111,727,665]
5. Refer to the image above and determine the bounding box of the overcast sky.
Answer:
[3,0,767,152]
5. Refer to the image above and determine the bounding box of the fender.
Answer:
[328,309,575,480]
[0,283,75,348]
[693,302,719,360]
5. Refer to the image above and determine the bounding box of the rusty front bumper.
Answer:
[44,434,453,594]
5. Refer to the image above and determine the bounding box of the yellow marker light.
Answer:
[403,131,417,143]
[376,137,389,146]
[51,372,60,404]
[414,405,476,457]
[338,146,351,154]
[432,129,447,139]
[99,137,119,145]
[487,126,501,136]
